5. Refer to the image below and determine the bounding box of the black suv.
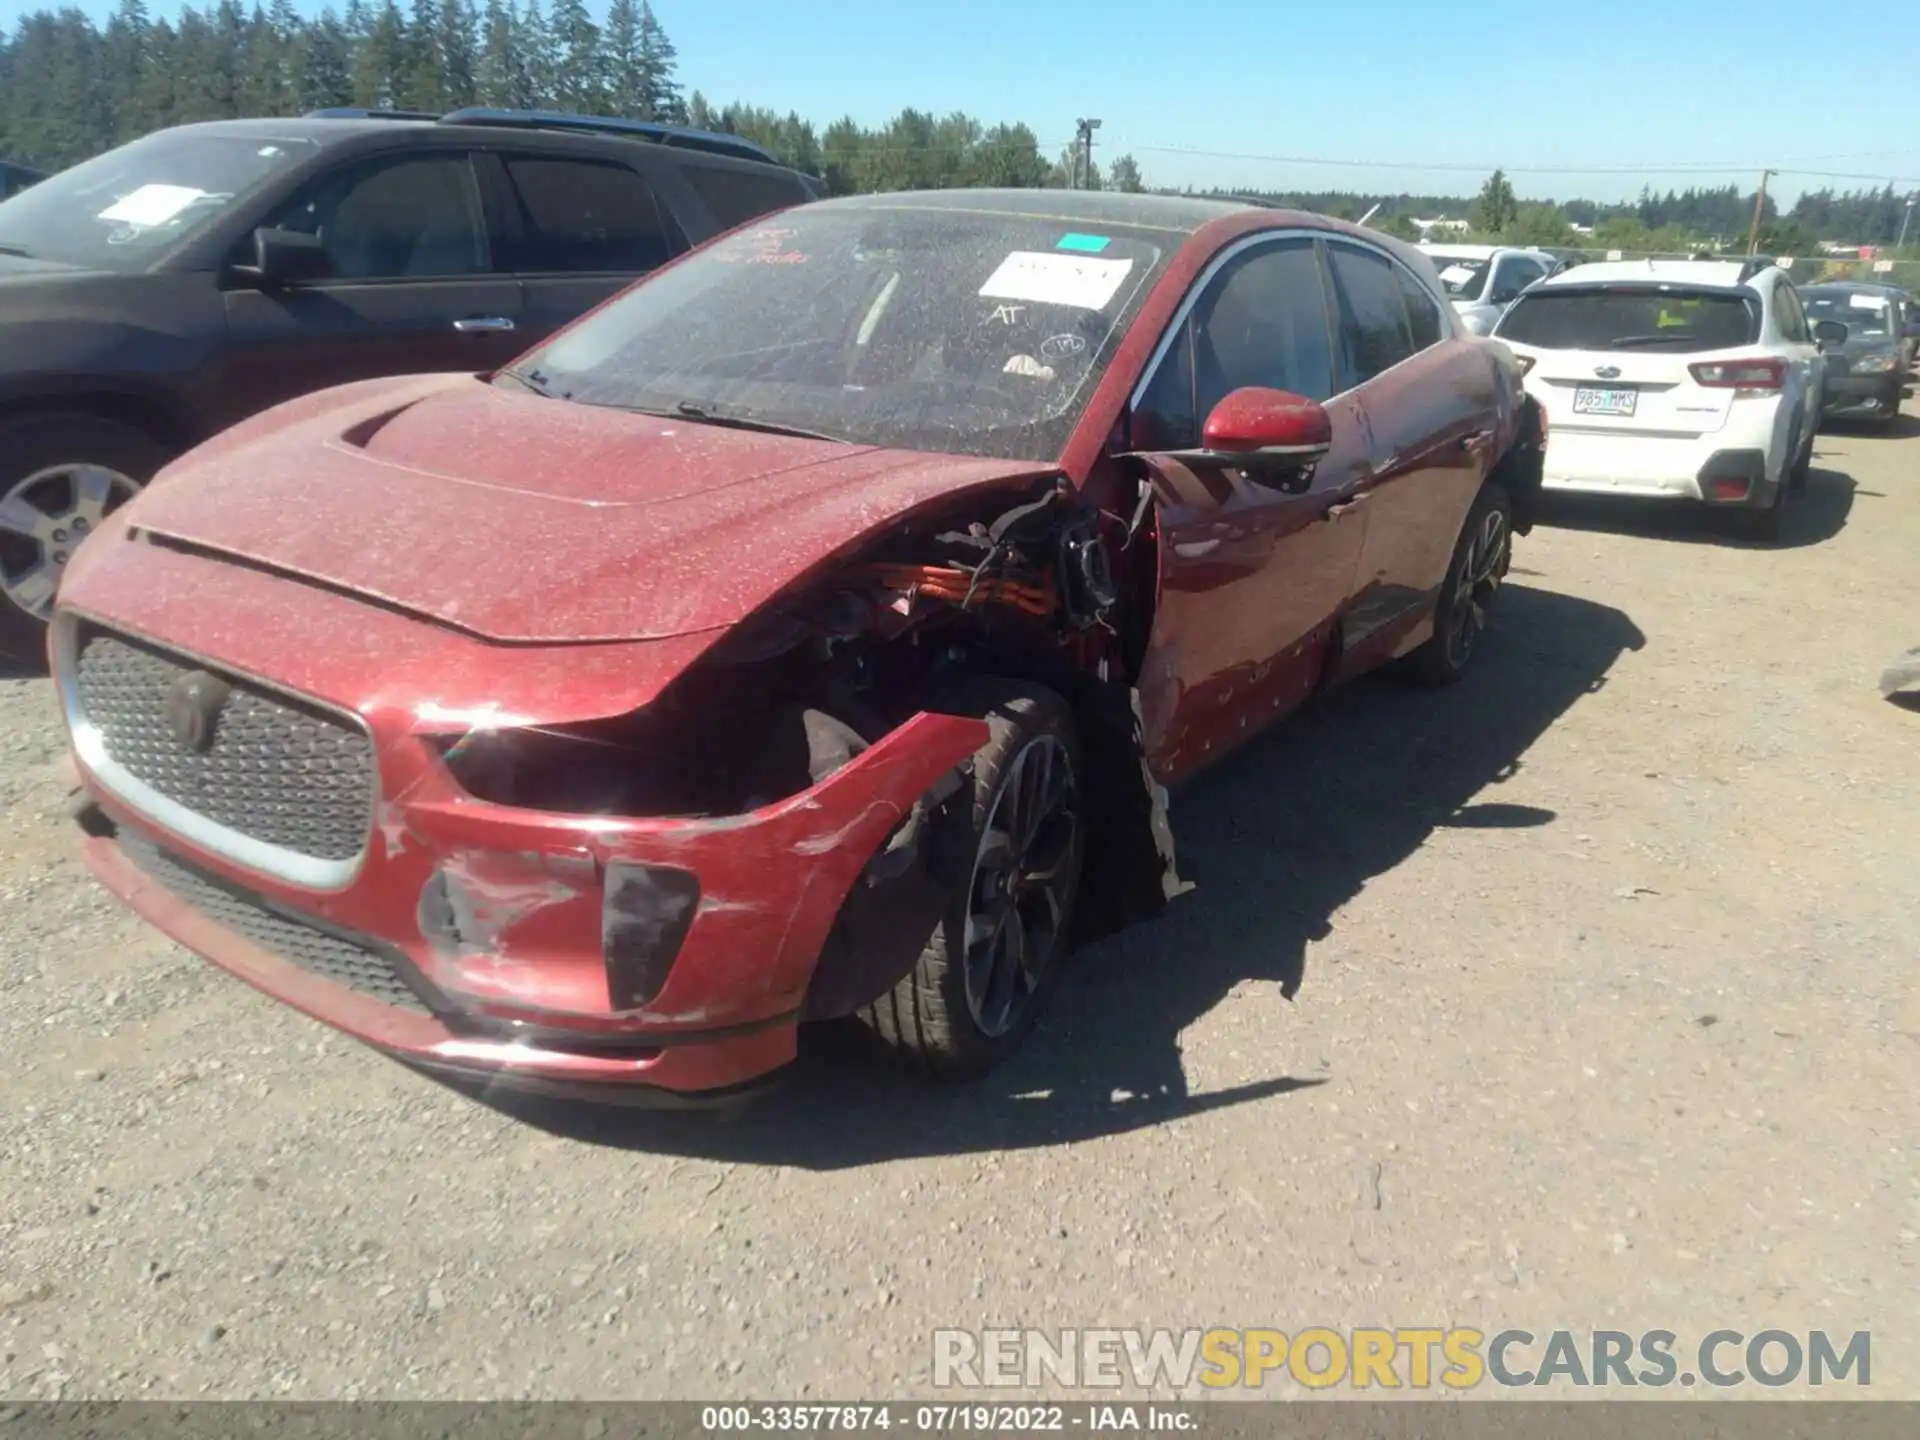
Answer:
[0,107,815,653]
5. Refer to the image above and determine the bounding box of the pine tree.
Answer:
[546,0,603,114]
[603,0,642,117]
[398,0,445,111]
[475,0,525,105]
[517,0,557,108]
[633,2,681,122]
[438,0,477,107]
[295,10,355,111]
[238,3,291,117]
[101,0,151,143]
[351,0,406,108]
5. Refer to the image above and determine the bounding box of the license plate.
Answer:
[1573,385,1638,417]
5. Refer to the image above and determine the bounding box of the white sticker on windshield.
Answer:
[1848,292,1887,310]
[980,251,1134,311]
[96,184,207,227]
[1438,264,1477,286]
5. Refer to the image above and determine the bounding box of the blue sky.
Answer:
[7,0,1919,203]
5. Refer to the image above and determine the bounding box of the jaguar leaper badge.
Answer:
[165,670,231,753]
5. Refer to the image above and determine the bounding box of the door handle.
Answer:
[1462,428,1496,457]
[1323,493,1370,522]
[453,316,515,333]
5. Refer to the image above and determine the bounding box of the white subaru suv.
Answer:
[1490,259,1833,541]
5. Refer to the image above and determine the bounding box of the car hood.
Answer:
[118,374,1063,644]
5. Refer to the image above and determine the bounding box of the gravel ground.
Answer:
[2,406,1917,1402]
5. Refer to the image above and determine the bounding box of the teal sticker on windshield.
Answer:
[1056,233,1112,253]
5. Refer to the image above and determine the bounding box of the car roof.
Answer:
[1535,258,1769,291]
[1417,242,1547,261]
[1801,279,1902,295]
[146,113,796,173]
[810,188,1300,235]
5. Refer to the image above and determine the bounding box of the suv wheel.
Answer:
[0,414,163,663]
[859,678,1085,1078]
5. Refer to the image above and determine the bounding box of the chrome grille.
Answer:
[73,628,374,863]
[119,832,435,1015]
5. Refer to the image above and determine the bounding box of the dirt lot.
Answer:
[2,407,1916,1402]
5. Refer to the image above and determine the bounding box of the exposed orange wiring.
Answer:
[859,562,1057,618]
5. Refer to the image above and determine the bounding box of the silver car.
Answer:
[1420,244,1561,335]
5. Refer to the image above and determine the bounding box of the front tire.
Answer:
[1406,483,1512,687]
[0,413,164,665]
[859,678,1085,1078]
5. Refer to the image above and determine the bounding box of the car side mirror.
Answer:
[233,227,330,288]
[1137,387,1332,492]
[1813,319,1848,347]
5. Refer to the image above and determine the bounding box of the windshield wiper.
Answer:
[1607,333,1709,348]
[497,366,564,398]
[0,243,33,258]
[663,401,844,444]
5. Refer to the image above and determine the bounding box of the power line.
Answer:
[1126,141,1919,185]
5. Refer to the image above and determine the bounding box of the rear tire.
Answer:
[858,678,1085,1079]
[1787,420,1813,493]
[0,413,166,668]
[1406,483,1513,687]
[1732,482,1786,544]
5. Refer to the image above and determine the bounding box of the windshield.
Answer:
[1426,256,1491,301]
[507,202,1171,461]
[0,129,317,271]
[1496,286,1760,353]
[1801,289,1894,341]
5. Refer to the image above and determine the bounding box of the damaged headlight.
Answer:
[431,703,874,819]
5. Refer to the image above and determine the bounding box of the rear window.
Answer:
[1496,286,1760,353]
[1801,288,1894,339]
[681,163,807,231]
[1428,256,1490,300]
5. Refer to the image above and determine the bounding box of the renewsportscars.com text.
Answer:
[933,1328,1871,1390]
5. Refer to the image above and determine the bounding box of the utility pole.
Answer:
[1899,194,1915,253]
[1074,117,1102,190]
[1745,169,1773,256]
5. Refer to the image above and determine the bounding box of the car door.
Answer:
[1126,233,1372,785]
[1325,237,1497,677]
[217,149,522,428]
[482,150,683,348]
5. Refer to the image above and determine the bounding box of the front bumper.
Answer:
[1821,373,1904,419]
[58,539,989,1098]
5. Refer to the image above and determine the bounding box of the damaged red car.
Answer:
[56,191,1543,1100]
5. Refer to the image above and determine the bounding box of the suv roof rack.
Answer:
[435,107,774,165]
[304,107,442,121]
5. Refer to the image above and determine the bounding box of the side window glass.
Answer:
[1496,260,1541,301]
[1776,287,1807,343]
[1393,263,1444,351]
[1132,321,1197,451]
[1326,242,1415,388]
[1132,237,1335,452]
[503,157,674,273]
[681,164,805,231]
[1191,238,1335,411]
[264,153,487,280]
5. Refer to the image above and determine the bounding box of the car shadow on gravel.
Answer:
[1537,465,1855,551]
[470,583,1646,1169]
